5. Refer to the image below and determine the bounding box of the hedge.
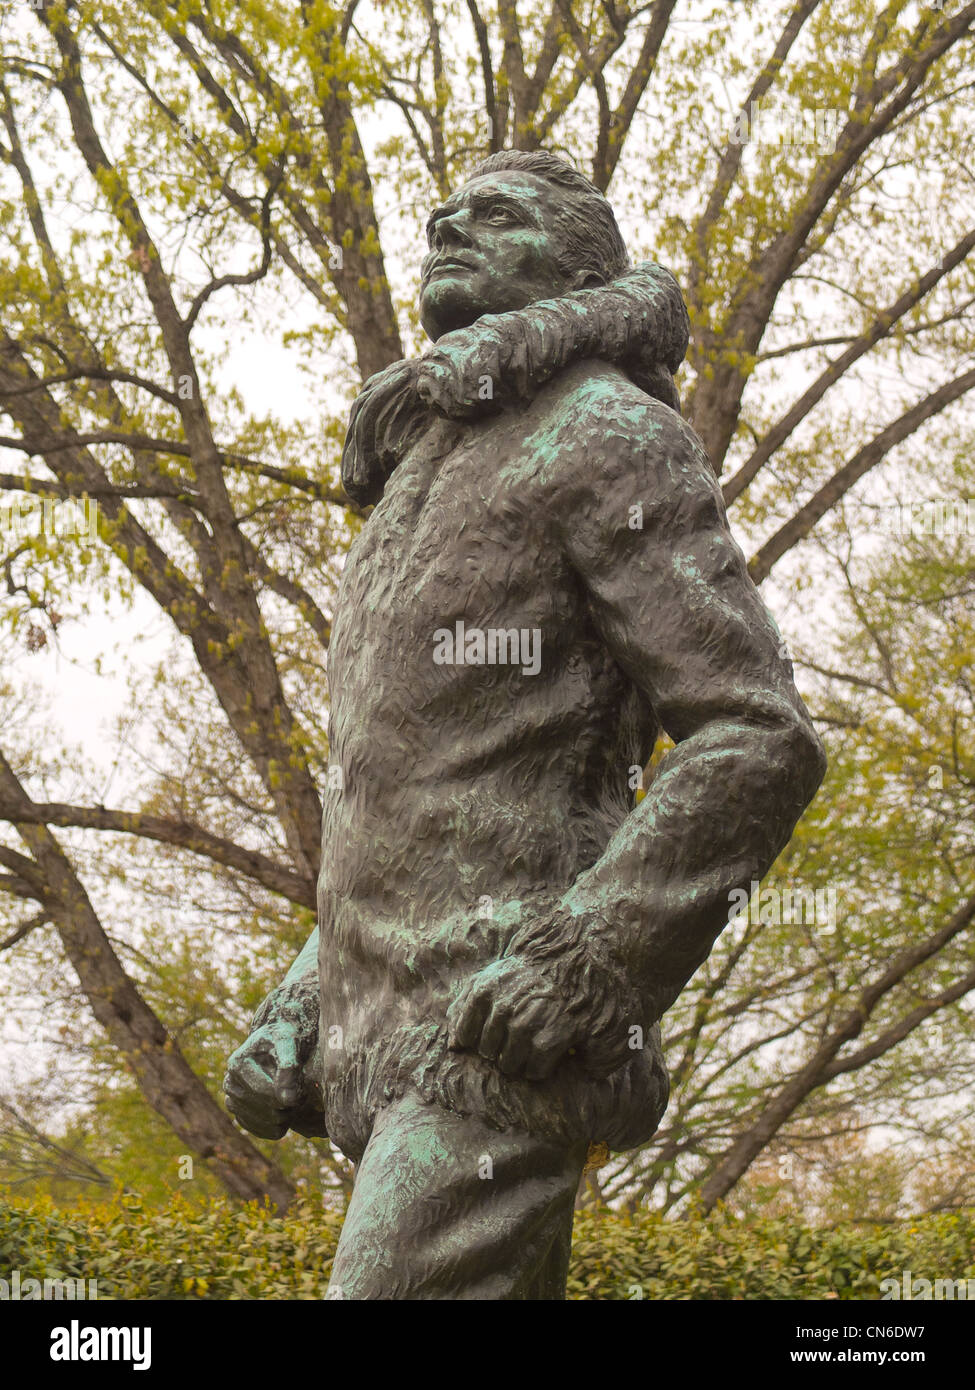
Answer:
[2,1192,973,1300]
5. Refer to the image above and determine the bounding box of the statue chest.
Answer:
[332,414,575,669]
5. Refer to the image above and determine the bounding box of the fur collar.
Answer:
[341,261,690,508]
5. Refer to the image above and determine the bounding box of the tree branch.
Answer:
[724,226,975,504]
[748,364,975,583]
[0,749,296,1209]
[0,912,48,951]
[0,795,316,911]
[698,886,975,1210]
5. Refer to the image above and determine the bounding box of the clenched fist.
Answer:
[223,978,327,1141]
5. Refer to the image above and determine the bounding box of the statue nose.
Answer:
[432,212,473,251]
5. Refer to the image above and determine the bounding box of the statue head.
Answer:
[419,150,629,341]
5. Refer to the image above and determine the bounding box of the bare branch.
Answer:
[599,0,679,189]
[698,887,975,1209]
[0,794,316,911]
[0,749,296,1209]
[0,366,179,407]
[0,912,47,950]
[748,364,975,583]
[0,1098,112,1189]
[725,226,975,504]
[686,0,824,313]
[465,0,501,152]
[183,181,277,335]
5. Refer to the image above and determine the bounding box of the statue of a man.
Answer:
[224,150,826,1300]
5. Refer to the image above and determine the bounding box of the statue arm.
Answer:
[447,395,826,1081]
[342,262,691,507]
[544,400,827,1026]
[280,923,319,990]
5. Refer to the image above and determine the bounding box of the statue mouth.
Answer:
[424,255,478,282]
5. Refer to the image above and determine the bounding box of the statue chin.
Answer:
[421,296,472,342]
[420,273,501,341]
[420,264,576,341]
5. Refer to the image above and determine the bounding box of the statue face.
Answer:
[419,171,583,340]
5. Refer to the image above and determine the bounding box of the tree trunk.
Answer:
[0,755,295,1211]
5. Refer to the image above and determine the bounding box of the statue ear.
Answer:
[572,269,605,291]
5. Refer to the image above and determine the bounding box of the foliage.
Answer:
[0,1189,345,1300]
[2,1189,974,1301]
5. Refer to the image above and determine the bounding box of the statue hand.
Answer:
[445,906,642,1082]
[416,319,512,418]
[446,955,579,1080]
[223,977,327,1141]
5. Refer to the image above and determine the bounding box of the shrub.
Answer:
[2,1192,973,1300]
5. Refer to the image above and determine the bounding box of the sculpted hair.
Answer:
[468,150,629,286]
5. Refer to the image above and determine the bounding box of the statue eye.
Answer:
[485,205,518,224]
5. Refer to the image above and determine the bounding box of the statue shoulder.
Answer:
[531,359,712,494]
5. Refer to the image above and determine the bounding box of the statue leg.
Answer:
[326,1088,587,1300]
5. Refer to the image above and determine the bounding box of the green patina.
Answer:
[224,151,825,1301]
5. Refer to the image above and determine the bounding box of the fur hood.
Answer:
[341,261,690,508]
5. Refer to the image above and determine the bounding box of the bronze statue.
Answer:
[224,150,826,1300]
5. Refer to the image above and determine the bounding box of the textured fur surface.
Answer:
[341,261,690,507]
[316,355,824,1160]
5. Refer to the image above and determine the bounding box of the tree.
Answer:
[0,0,973,1209]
